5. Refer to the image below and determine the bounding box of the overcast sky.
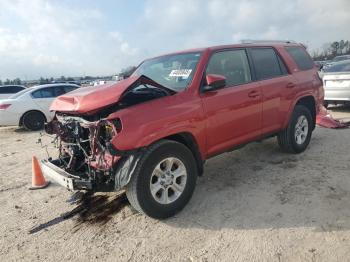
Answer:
[0,0,349,80]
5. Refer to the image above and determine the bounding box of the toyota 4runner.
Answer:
[41,41,324,219]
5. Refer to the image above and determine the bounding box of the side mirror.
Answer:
[202,74,226,92]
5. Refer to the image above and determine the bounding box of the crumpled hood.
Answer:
[50,75,174,114]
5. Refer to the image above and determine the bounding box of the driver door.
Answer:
[200,49,263,156]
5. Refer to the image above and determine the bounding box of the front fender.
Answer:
[107,92,207,158]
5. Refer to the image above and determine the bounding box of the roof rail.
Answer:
[240,39,297,44]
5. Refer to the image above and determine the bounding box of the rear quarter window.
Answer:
[285,46,314,71]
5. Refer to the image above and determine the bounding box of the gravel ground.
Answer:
[0,106,350,262]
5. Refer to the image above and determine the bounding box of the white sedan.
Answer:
[0,83,80,130]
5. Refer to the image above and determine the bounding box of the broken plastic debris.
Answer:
[316,106,349,129]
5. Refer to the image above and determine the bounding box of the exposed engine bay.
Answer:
[43,81,172,192]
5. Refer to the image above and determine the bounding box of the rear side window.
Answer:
[250,48,285,80]
[206,49,252,86]
[31,87,55,98]
[285,46,314,70]
[0,87,7,94]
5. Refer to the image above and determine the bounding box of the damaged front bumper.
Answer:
[41,159,92,191]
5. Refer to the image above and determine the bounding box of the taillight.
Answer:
[0,104,11,110]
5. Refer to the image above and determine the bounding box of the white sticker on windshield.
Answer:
[169,69,192,78]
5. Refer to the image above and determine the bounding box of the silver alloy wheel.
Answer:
[295,115,308,145]
[150,157,187,204]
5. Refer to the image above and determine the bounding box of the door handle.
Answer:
[248,90,260,98]
[286,82,296,88]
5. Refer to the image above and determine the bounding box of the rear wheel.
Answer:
[277,105,313,154]
[126,140,197,219]
[22,111,46,131]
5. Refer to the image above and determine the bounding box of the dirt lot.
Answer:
[1,106,350,262]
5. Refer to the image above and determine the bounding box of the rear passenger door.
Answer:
[31,87,56,117]
[201,49,262,156]
[248,48,297,134]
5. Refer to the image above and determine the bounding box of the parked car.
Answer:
[0,83,80,130]
[322,60,350,107]
[0,85,26,99]
[332,55,350,63]
[41,42,323,219]
[323,55,350,69]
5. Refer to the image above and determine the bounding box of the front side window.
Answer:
[206,49,252,86]
[132,52,202,91]
[53,86,66,97]
[285,46,314,71]
[250,48,284,80]
[63,86,78,93]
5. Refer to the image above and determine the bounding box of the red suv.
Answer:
[42,41,324,219]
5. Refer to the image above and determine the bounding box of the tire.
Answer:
[22,111,46,131]
[126,139,198,219]
[277,105,313,154]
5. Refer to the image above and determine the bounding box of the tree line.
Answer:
[312,40,350,61]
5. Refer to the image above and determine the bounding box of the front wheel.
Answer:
[277,105,313,154]
[126,140,197,219]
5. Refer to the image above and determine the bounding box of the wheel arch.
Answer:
[162,132,205,176]
[19,109,47,126]
[284,95,316,130]
[295,96,316,130]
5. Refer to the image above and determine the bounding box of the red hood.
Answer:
[50,76,174,114]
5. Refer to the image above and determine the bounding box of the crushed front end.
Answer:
[42,113,141,192]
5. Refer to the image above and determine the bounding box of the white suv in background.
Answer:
[0,83,80,130]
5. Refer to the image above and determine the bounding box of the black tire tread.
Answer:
[277,105,312,154]
[22,111,46,131]
[126,139,197,218]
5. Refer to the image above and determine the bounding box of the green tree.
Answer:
[13,78,21,85]
[339,40,345,54]
[331,41,340,55]
[39,77,49,85]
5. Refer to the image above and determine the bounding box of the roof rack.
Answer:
[240,39,297,44]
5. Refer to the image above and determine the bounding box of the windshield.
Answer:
[324,61,350,73]
[132,52,202,91]
[8,87,33,99]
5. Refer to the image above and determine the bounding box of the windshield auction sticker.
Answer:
[169,69,192,78]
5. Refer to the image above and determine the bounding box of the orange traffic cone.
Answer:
[29,156,50,190]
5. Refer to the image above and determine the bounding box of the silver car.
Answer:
[323,60,350,107]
